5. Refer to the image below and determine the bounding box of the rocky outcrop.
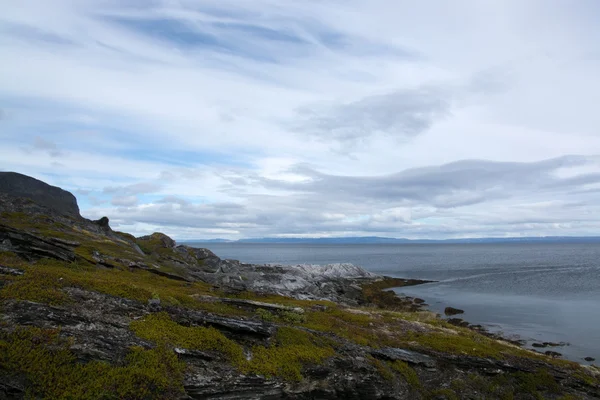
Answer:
[444,306,464,316]
[0,224,77,262]
[0,172,80,217]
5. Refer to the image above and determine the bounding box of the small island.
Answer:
[0,172,599,399]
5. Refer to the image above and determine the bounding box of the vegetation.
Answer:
[130,312,245,364]
[0,257,214,308]
[0,326,185,399]
[242,327,335,381]
[130,314,335,382]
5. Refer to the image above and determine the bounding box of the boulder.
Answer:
[444,307,464,316]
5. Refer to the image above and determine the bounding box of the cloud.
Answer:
[294,86,452,144]
[28,136,64,158]
[2,1,600,239]
[79,155,600,239]
[111,195,139,207]
[103,182,162,196]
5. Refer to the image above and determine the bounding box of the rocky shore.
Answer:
[0,172,599,399]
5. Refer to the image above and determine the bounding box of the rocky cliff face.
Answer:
[0,173,599,399]
[0,172,80,217]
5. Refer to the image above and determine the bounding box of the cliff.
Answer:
[0,172,598,399]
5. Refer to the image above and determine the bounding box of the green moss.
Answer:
[388,360,421,388]
[361,277,420,310]
[242,327,335,381]
[130,312,245,364]
[256,308,278,322]
[0,257,214,308]
[115,231,137,242]
[130,315,334,382]
[0,326,185,399]
[135,233,174,257]
[369,357,395,381]
[514,369,560,399]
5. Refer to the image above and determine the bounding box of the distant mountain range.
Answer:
[181,236,600,244]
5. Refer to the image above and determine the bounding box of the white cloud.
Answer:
[1,0,600,238]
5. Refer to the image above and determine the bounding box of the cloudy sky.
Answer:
[2,0,600,239]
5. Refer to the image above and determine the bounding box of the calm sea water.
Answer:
[189,242,600,364]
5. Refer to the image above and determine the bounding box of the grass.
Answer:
[242,326,335,381]
[130,312,245,363]
[0,257,214,308]
[0,326,185,399]
[388,360,421,388]
[130,314,335,382]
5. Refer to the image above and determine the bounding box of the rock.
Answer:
[371,347,436,368]
[444,307,464,316]
[544,351,562,358]
[0,265,24,276]
[584,357,595,362]
[0,172,80,217]
[137,232,176,249]
[148,298,161,312]
[0,224,76,261]
[93,216,111,232]
[413,298,425,304]
[447,318,469,327]
[532,342,568,348]
[171,308,276,338]
[220,298,304,314]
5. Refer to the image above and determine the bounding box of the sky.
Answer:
[1,0,600,240]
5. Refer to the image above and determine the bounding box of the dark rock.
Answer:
[0,265,24,276]
[544,351,562,358]
[447,318,469,327]
[148,298,161,312]
[0,172,80,217]
[532,342,545,348]
[584,357,595,362]
[220,298,304,314]
[413,297,425,304]
[444,307,464,316]
[371,347,436,368]
[93,216,111,232]
[171,307,276,338]
[0,224,76,261]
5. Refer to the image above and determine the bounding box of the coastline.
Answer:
[391,280,597,366]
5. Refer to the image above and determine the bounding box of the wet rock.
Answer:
[447,318,470,327]
[584,357,595,362]
[533,342,568,348]
[544,351,562,358]
[444,307,464,316]
[413,298,425,304]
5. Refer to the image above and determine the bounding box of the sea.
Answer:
[187,242,600,364]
